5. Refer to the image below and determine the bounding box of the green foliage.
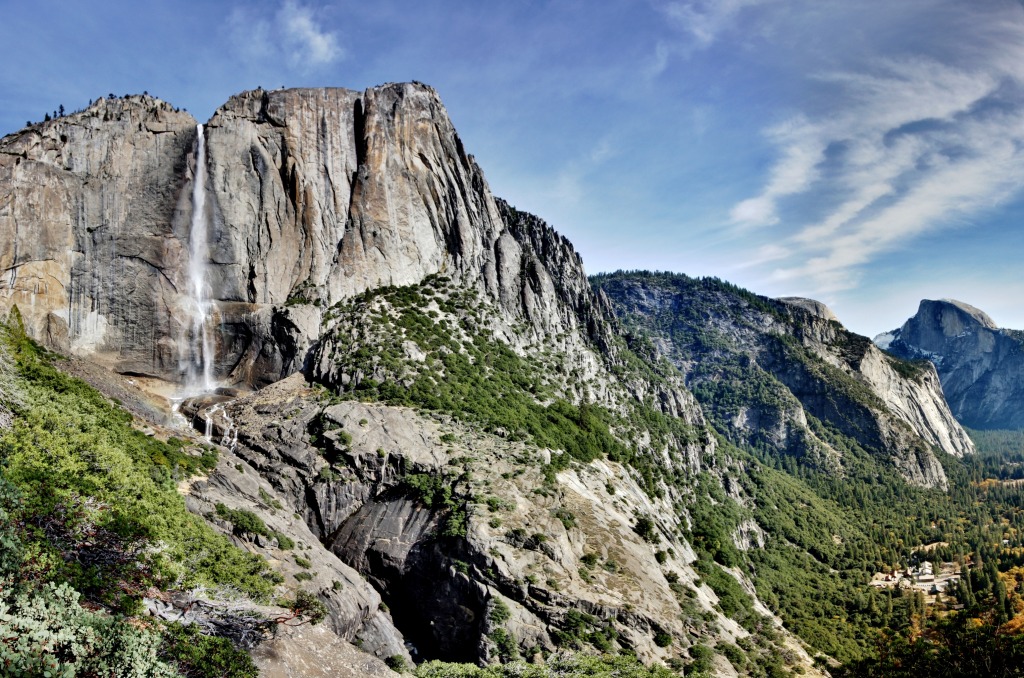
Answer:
[884,355,931,382]
[0,579,178,677]
[488,598,511,625]
[695,556,759,631]
[489,627,519,662]
[158,623,258,678]
[633,514,659,543]
[440,505,469,538]
[591,271,1024,662]
[317,278,633,475]
[0,324,278,603]
[686,643,714,677]
[215,503,268,537]
[281,589,328,626]
[403,473,454,509]
[257,487,284,510]
[553,507,576,530]
[686,472,744,567]
[415,650,677,677]
[401,472,469,538]
[834,606,1024,677]
[386,654,409,673]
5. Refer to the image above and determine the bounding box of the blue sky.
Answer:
[3,0,1024,337]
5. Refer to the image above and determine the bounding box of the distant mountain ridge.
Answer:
[594,272,974,489]
[876,298,1024,430]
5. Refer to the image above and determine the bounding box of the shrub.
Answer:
[216,503,268,537]
[633,515,659,543]
[280,590,327,625]
[488,598,512,625]
[273,532,295,550]
[385,655,408,672]
[0,580,178,677]
[0,328,278,600]
[159,622,259,677]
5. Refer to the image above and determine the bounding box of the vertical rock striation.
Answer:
[0,95,196,375]
[1,85,626,391]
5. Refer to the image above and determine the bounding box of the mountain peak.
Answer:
[878,298,1024,429]
[933,298,998,330]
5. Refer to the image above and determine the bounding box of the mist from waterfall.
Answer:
[183,124,216,394]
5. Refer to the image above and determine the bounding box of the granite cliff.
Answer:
[877,298,1024,430]
[2,86,778,671]
[0,85,621,390]
[0,94,196,373]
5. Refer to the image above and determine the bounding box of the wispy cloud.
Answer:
[278,0,342,68]
[228,0,342,76]
[659,0,778,48]
[548,136,620,206]
[731,1,1024,296]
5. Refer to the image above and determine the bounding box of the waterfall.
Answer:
[183,124,216,394]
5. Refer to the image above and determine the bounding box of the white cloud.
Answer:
[730,117,825,227]
[730,196,778,226]
[278,0,342,68]
[729,1,1024,296]
[227,1,342,76]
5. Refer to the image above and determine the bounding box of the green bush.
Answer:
[488,598,511,625]
[159,622,258,678]
[633,515,659,543]
[216,503,268,537]
[273,531,295,550]
[281,589,327,625]
[0,580,178,677]
[386,655,409,673]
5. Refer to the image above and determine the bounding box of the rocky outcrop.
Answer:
[181,414,412,664]
[877,299,1024,429]
[595,273,974,488]
[193,372,819,671]
[202,86,635,394]
[253,623,399,678]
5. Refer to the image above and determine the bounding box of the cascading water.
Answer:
[183,123,216,394]
[173,125,240,446]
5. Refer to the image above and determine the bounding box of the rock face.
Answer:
[198,372,818,671]
[0,95,197,375]
[877,299,1024,429]
[1,85,625,391]
[594,273,974,488]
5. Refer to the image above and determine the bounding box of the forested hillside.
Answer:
[594,271,1024,673]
